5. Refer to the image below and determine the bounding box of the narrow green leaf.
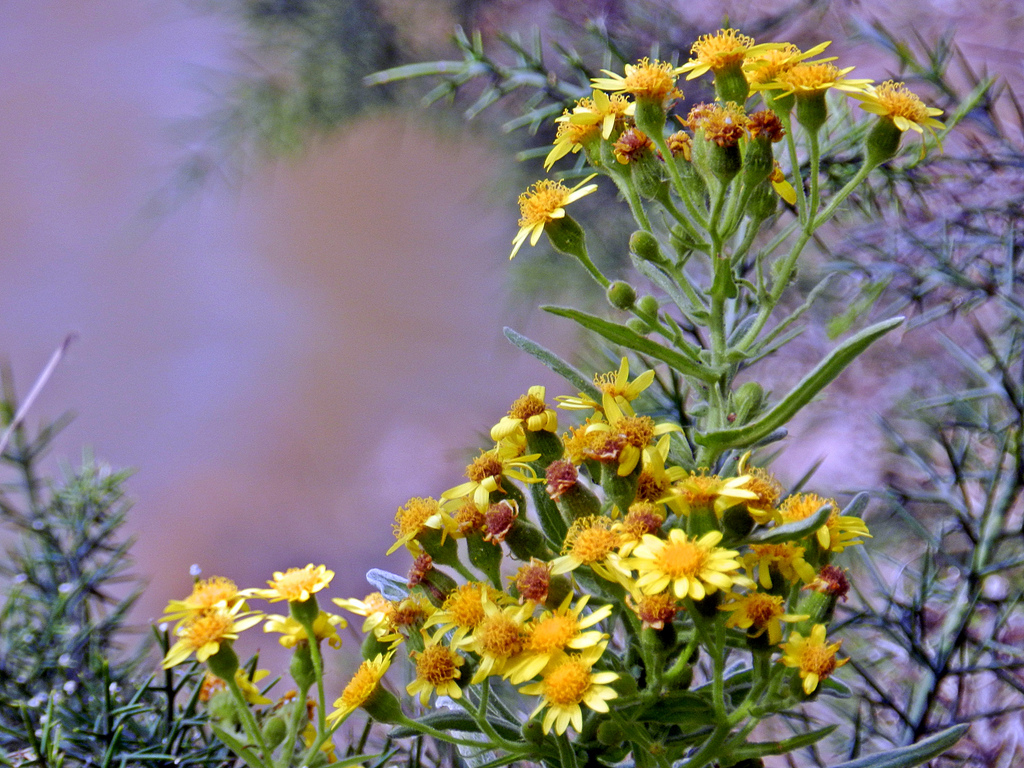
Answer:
[637,691,714,727]
[732,725,837,760]
[829,724,968,768]
[750,504,833,544]
[503,327,600,400]
[389,709,521,742]
[210,725,266,768]
[696,317,903,451]
[542,306,718,383]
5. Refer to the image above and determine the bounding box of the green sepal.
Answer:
[795,91,828,134]
[554,481,602,524]
[749,503,832,545]
[263,716,287,750]
[289,595,320,626]
[545,215,587,260]
[714,64,749,104]
[729,725,837,763]
[205,643,240,681]
[601,461,639,511]
[506,519,553,561]
[530,480,567,548]
[865,117,903,168]
[362,685,404,724]
[526,429,564,467]
[544,305,719,383]
[290,642,316,689]
[503,327,600,402]
[419,527,461,570]
[466,532,503,588]
[829,724,968,768]
[695,317,903,451]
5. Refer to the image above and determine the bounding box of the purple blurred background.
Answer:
[1,1,1022,640]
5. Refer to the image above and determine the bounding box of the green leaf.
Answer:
[749,504,833,544]
[696,317,903,451]
[389,709,521,742]
[731,725,837,760]
[819,674,853,698]
[542,306,718,383]
[503,327,601,400]
[210,725,266,768]
[637,691,714,728]
[830,724,968,768]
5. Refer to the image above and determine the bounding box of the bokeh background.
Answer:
[2,0,1022,657]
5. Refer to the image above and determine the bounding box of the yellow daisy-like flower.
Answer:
[406,642,465,705]
[507,594,613,684]
[850,80,944,146]
[423,582,499,647]
[550,515,628,583]
[680,28,780,80]
[635,434,687,503]
[557,357,656,416]
[591,57,685,105]
[248,564,334,603]
[720,591,808,645]
[387,496,446,555]
[462,601,531,683]
[778,623,849,694]
[664,470,758,517]
[586,397,681,477]
[744,41,833,89]
[736,455,784,525]
[545,90,634,170]
[263,610,346,649]
[520,642,618,735]
[614,500,666,556]
[778,493,872,553]
[510,175,598,260]
[491,385,559,441]
[327,653,393,726]
[162,601,262,669]
[332,592,393,636]
[768,62,873,98]
[743,542,817,589]
[629,529,743,601]
[161,576,244,625]
[442,441,542,510]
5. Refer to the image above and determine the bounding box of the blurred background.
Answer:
[1,0,1022,655]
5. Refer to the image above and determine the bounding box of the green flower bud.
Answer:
[632,154,667,200]
[709,143,743,185]
[601,461,639,511]
[466,531,503,587]
[525,428,565,467]
[721,503,755,540]
[629,229,666,264]
[636,294,660,316]
[263,716,287,749]
[607,281,637,310]
[714,63,750,105]
[205,688,237,722]
[596,720,628,747]
[290,642,316,689]
[289,595,320,627]
[742,136,775,190]
[205,642,240,681]
[795,91,828,134]
[521,720,546,744]
[733,381,765,423]
[746,181,778,221]
[545,215,587,260]
[865,117,903,167]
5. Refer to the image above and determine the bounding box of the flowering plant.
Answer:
[159,27,968,768]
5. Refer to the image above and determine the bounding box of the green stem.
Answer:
[226,676,273,767]
[607,168,652,232]
[397,714,518,750]
[455,690,523,752]
[780,112,808,225]
[664,633,699,684]
[807,128,822,221]
[276,682,312,768]
[651,132,709,230]
[297,619,328,734]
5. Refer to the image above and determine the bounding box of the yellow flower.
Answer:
[767,62,872,98]
[161,576,244,626]
[406,642,465,705]
[629,529,743,601]
[263,610,346,649]
[510,175,598,259]
[614,500,666,556]
[625,591,680,630]
[744,41,832,89]
[491,385,559,441]
[585,396,680,477]
[423,582,500,647]
[850,80,944,149]
[680,28,781,80]
[634,435,686,505]
[248,564,334,603]
[162,601,262,668]
[778,493,871,552]
[549,515,628,583]
[743,542,817,589]
[441,441,541,510]
[520,642,618,735]
[327,653,393,726]
[332,592,393,635]
[664,470,758,517]
[557,357,655,416]
[778,624,849,694]
[461,601,531,683]
[720,591,808,645]
[507,594,612,684]
[591,57,685,105]
[545,90,634,170]
[387,496,447,555]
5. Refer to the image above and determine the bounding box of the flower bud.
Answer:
[466,531,503,587]
[290,642,316,689]
[263,715,287,749]
[629,229,666,264]
[733,381,764,423]
[865,117,903,167]
[596,720,628,746]
[746,181,778,221]
[545,215,588,260]
[636,294,660,316]
[205,643,240,681]
[607,281,637,310]
[795,91,828,134]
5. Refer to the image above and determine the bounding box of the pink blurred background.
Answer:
[2,0,1022,649]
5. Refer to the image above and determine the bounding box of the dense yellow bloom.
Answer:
[506,594,613,684]
[387,496,447,555]
[263,610,346,649]
[510,175,598,259]
[248,564,334,603]
[161,576,244,625]
[462,601,531,683]
[407,643,465,705]
[585,397,681,476]
[665,470,758,517]
[779,624,849,694]
[327,653,392,725]
[442,441,541,510]
[424,582,500,647]
[520,642,618,735]
[550,515,628,583]
[162,601,262,668]
[744,42,832,89]
[744,542,817,589]
[558,357,655,417]
[680,28,782,80]
[332,592,393,635]
[778,493,871,552]
[591,58,685,104]
[545,90,634,170]
[615,500,666,556]
[720,591,807,645]
[766,62,872,98]
[491,385,558,441]
[851,80,944,154]
[629,529,743,600]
